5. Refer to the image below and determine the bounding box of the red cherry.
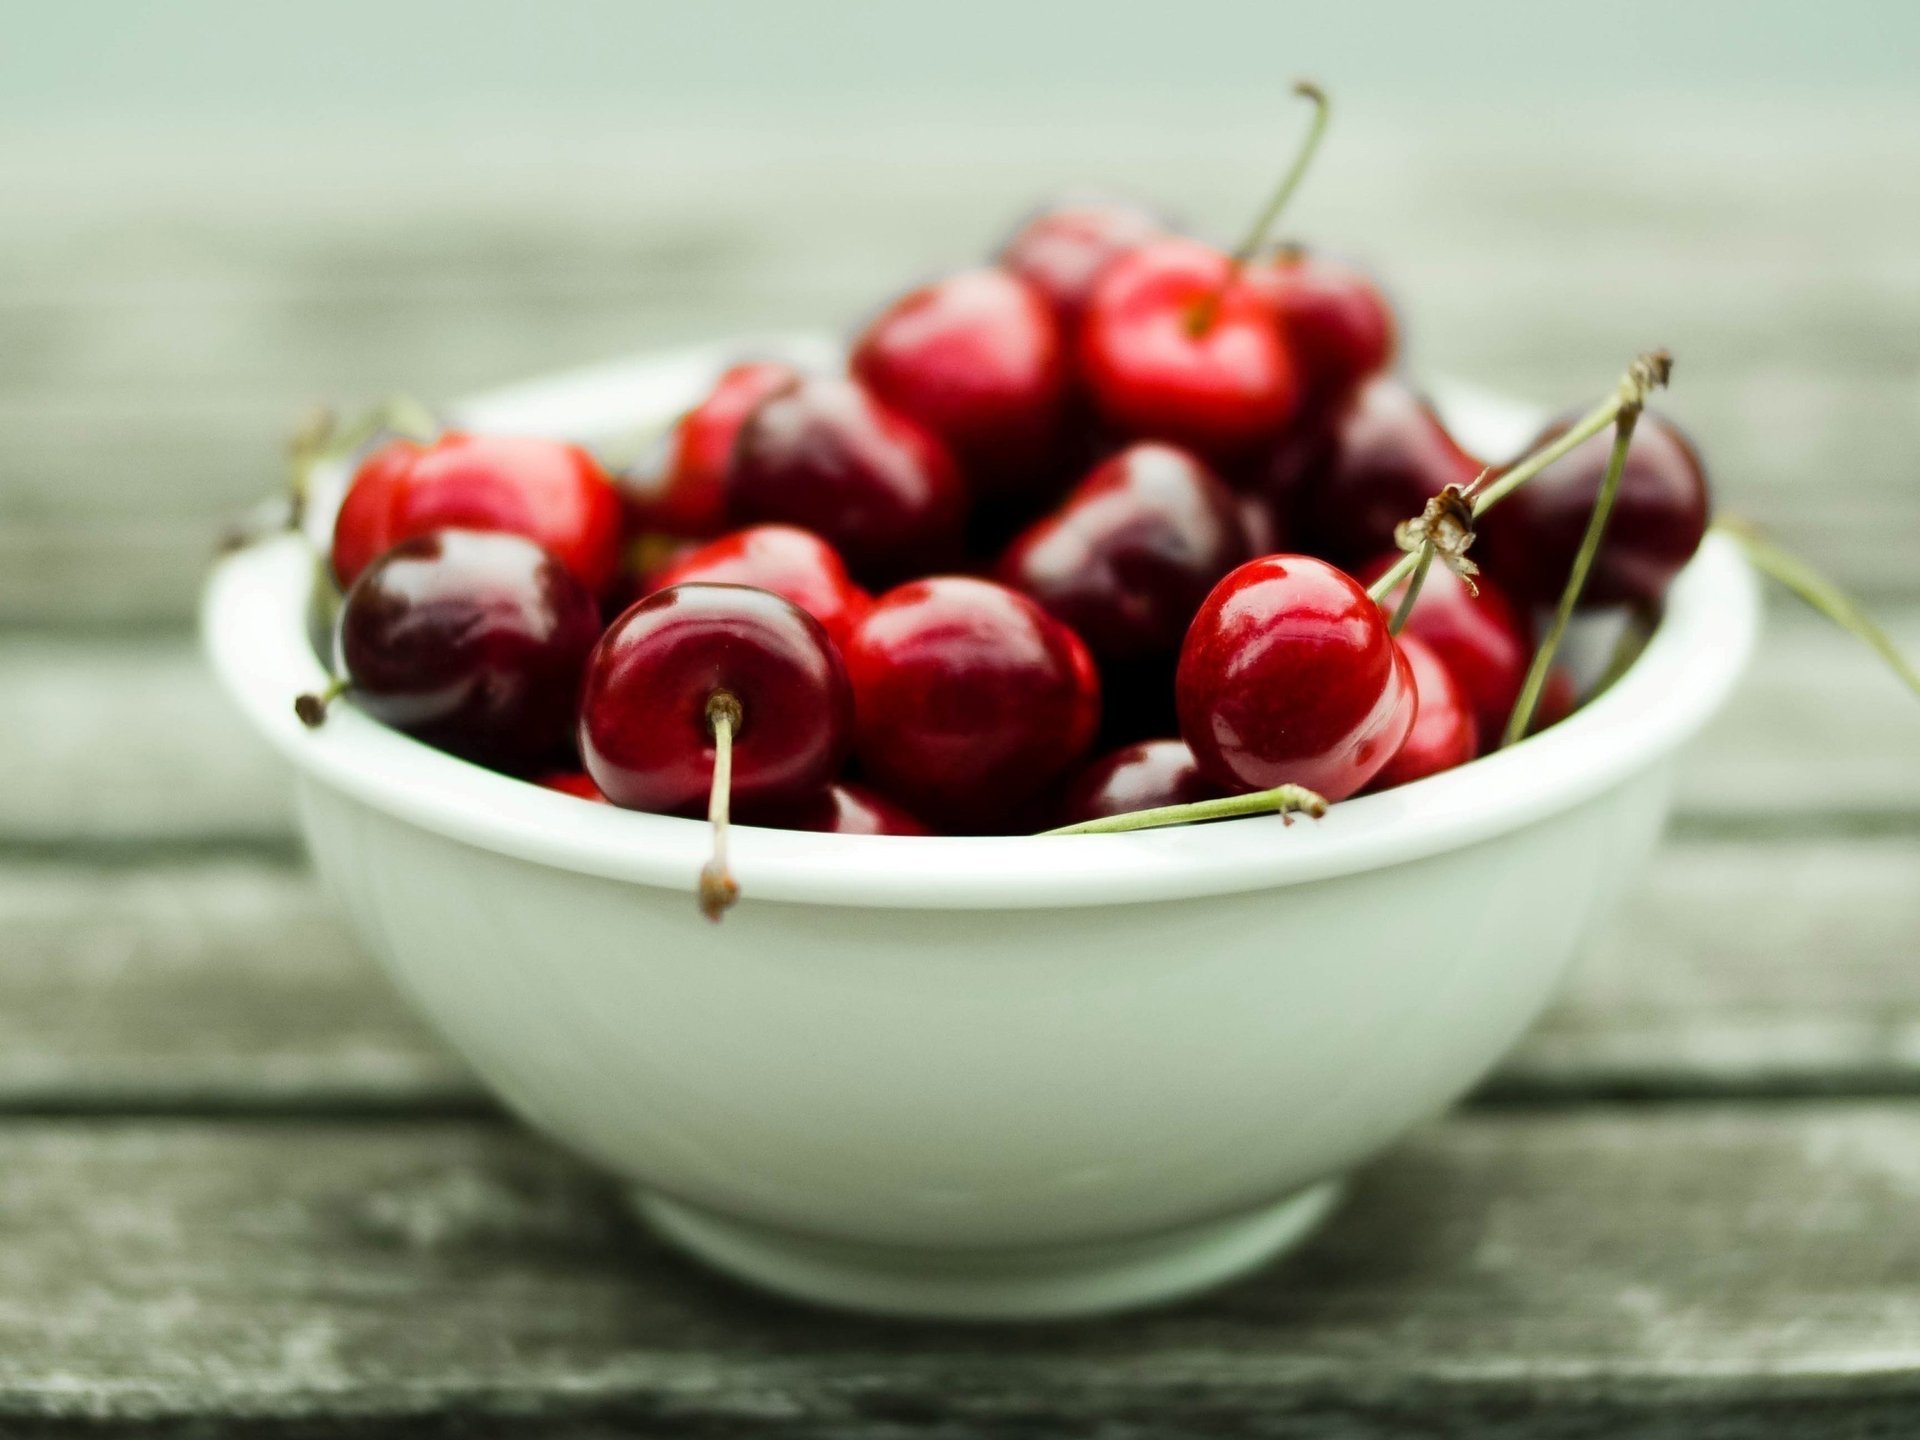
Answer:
[303,529,602,772]
[999,442,1248,665]
[331,432,622,595]
[1476,411,1710,609]
[845,577,1100,833]
[1356,554,1529,751]
[1056,738,1220,827]
[621,360,799,538]
[1247,249,1396,402]
[997,196,1167,333]
[1079,237,1301,461]
[1287,377,1483,567]
[1364,635,1476,792]
[537,770,611,803]
[852,268,1069,494]
[643,524,869,653]
[749,782,933,836]
[579,583,852,818]
[1176,554,1416,801]
[728,376,968,586]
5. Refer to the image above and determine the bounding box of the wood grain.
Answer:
[2,1105,1919,1433]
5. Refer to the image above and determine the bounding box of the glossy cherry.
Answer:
[851,268,1069,495]
[1364,635,1476,792]
[997,196,1167,333]
[844,577,1100,833]
[301,529,601,773]
[1475,410,1710,608]
[579,583,852,819]
[331,431,623,595]
[1357,553,1530,751]
[748,782,933,836]
[1176,554,1417,801]
[1055,739,1220,827]
[620,360,800,538]
[1247,248,1396,403]
[1079,236,1301,462]
[643,524,869,653]
[1287,377,1484,568]
[999,442,1248,665]
[728,376,968,585]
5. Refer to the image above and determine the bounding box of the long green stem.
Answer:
[1716,516,1920,698]
[1501,409,1640,747]
[1386,542,1435,636]
[1042,784,1327,837]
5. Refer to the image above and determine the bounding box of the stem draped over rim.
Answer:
[698,690,743,922]
[1042,784,1327,837]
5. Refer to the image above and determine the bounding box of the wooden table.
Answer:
[4,105,1918,1434]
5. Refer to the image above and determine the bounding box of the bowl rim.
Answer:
[203,341,1760,911]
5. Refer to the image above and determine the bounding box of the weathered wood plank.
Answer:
[2,835,1914,1114]
[0,605,1910,850]
[2,1105,1919,1433]
[3,111,1917,625]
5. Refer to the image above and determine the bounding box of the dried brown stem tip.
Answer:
[1393,482,1481,589]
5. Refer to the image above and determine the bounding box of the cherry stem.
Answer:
[1364,349,1673,607]
[294,677,350,728]
[1187,79,1330,336]
[698,690,744,922]
[1386,542,1436,637]
[1501,406,1641,747]
[1042,783,1328,837]
[1716,515,1920,699]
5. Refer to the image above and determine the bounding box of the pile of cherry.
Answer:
[295,86,1717,919]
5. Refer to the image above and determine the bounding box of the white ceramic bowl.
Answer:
[203,341,1759,1321]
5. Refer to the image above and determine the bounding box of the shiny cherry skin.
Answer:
[537,770,611,803]
[845,577,1100,833]
[331,431,623,595]
[851,268,1069,495]
[1246,249,1396,403]
[1475,411,1710,609]
[621,360,800,538]
[643,524,869,653]
[329,529,601,772]
[1056,738,1220,827]
[1176,554,1417,801]
[1364,635,1476,792]
[728,376,968,586]
[1356,553,1530,751]
[1287,377,1484,568]
[579,583,853,817]
[997,196,1167,333]
[1080,237,1301,462]
[748,782,933,836]
[998,442,1248,665]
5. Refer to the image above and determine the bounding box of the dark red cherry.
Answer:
[621,360,800,538]
[1056,738,1220,827]
[1356,553,1529,751]
[748,782,933,836]
[306,529,601,772]
[1364,635,1476,792]
[1535,667,1580,731]
[1287,377,1484,568]
[331,432,622,595]
[728,376,968,586]
[579,583,852,818]
[1176,554,1416,801]
[1237,491,1285,557]
[845,577,1100,833]
[1246,249,1396,403]
[1475,411,1710,609]
[643,524,869,653]
[851,268,1069,494]
[998,442,1248,665]
[1079,237,1301,462]
[997,196,1167,333]
[537,770,610,803]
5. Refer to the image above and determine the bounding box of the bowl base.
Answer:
[631,1181,1343,1321]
